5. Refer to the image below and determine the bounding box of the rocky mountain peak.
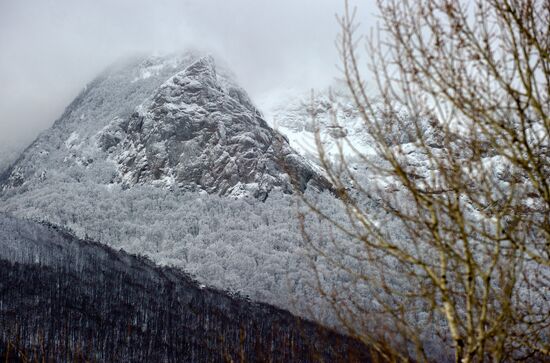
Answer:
[177,56,219,91]
[1,54,330,200]
[109,56,329,199]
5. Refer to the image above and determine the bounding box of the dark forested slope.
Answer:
[0,214,371,362]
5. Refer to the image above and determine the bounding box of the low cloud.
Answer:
[0,0,372,151]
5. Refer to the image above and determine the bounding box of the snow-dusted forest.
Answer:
[0,179,360,326]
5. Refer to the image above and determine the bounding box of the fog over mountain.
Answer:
[0,0,371,157]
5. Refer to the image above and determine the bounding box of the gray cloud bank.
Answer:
[0,0,371,155]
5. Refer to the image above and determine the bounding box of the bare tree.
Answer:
[301,0,550,361]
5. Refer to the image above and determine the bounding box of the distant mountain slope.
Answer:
[259,87,443,164]
[0,214,371,362]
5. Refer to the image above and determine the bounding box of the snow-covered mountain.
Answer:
[0,53,329,200]
[0,53,341,327]
[0,56,448,325]
[260,86,544,205]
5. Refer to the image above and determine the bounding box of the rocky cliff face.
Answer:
[104,57,329,199]
[0,54,329,200]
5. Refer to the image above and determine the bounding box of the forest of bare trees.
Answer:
[0,214,373,362]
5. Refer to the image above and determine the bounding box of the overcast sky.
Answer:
[0,0,372,151]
